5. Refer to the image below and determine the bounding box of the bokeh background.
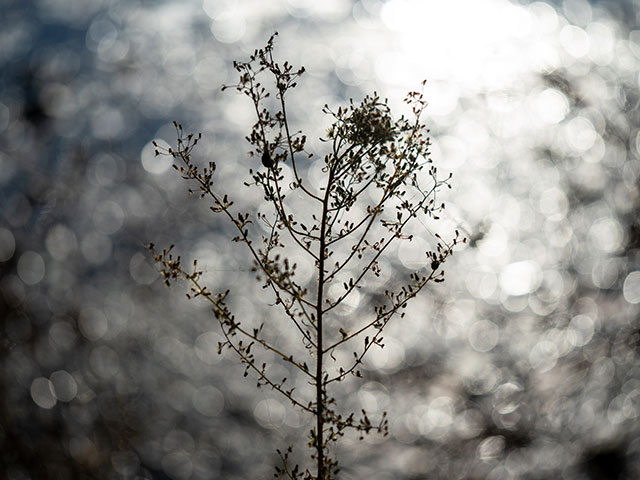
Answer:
[2,0,640,478]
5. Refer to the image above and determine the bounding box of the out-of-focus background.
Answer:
[1,0,639,478]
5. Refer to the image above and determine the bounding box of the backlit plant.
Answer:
[149,33,462,479]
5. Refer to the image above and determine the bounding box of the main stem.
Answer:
[315,164,334,479]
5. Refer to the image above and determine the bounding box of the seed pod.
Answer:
[261,150,273,168]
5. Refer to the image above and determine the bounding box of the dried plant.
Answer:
[149,33,462,479]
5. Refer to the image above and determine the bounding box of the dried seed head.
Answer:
[262,150,273,168]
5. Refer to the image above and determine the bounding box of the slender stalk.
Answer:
[315,158,336,479]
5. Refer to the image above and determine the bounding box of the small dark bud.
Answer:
[431,260,440,270]
[262,150,273,168]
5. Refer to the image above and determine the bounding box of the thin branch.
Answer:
[185,265,315,380]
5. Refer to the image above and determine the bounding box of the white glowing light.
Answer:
[539,187,569,218]
[477,435,505,461]
[559,25,590,58]
[397,237,430,269]
[528,340,558,371]
[465,268,498,300]
[589,217,623,253]
[364,336,406,372]
[499,261,542,296]
[129,252,158,285]
[211,10,246,44]
[623,271,640,304]
[31,377,57,409]
[565,116,598,153]
[50,370,78,402]
[426,396,454,428]
[378,0,544,88]
[254,398,286,429]
[468,320,500,352]
[195,331,225,365]
[534,88,570,125]
[477,224,508,258]
[141,140,172,174]
[587,22,615,66]
[566,314,595,347]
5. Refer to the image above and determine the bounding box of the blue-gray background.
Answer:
[1,0,640,479]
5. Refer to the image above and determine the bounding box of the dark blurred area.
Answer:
[1,0,639,479]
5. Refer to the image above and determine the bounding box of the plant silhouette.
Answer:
[149,33,463,479]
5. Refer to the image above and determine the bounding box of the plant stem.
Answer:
[315,160,336,479]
